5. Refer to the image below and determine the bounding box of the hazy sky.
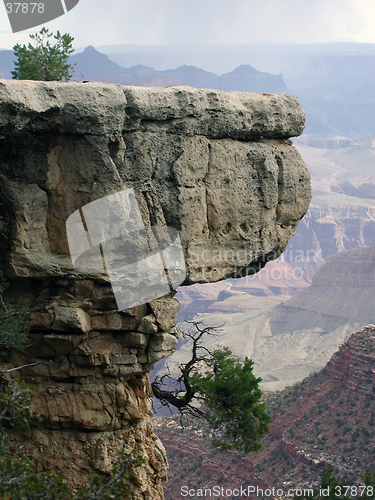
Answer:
[1,0,375,50]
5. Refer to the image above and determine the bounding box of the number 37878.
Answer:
[5,3,45,14]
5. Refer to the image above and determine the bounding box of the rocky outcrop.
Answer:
[219,65,288,93]
[0,80,310,497]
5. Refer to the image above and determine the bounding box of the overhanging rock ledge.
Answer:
[0,80,311,498]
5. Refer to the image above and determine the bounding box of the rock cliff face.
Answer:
[0,80,310,497]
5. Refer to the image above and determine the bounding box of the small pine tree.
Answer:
[192,346,272,453]
[12,27,75,81]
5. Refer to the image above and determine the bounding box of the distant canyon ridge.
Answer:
[0,45,288,93]
[2,42,375,140]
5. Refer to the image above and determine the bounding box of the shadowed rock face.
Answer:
[0,80,311,497]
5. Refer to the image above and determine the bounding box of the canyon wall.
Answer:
[283,205,375,281]
[0,80,310,498]
[153,323,375,496]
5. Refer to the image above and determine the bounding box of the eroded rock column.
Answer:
[4,286,178,497]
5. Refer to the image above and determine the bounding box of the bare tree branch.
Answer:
[0,362,45,374]
[151,319,224,419]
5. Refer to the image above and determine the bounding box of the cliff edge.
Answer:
[0,81,311,498]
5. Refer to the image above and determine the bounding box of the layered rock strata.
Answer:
[0,80,311,497]
[154,325,375,494]
[283,205,375,281]
[257,324,375,486]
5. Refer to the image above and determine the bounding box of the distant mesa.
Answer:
[69,45,157,82]
[219,64,288,93]
[158,64,219,89]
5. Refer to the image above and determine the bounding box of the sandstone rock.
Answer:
[118,363,143,377]
[0,80,310,284]
[137,314,158,333]
[43,334,84,356]
[25,334,57,359]
[51,307,91,334]
[124,332,149,349]
[91,312,138,331]
[147,331,179,363]
[29,311,54,331]
[48,356,72,379]
[122,86,305,140]
[92,285,118,310]
[74,279,94,299]
[111,353,138,364]
[0,81,310,498]
[148,298,180,331]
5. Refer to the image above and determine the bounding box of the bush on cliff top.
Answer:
[12,27,75,81]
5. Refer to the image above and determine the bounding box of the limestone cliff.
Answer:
[0,80,311,498]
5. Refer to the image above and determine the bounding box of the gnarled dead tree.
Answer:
[151,319,222,418]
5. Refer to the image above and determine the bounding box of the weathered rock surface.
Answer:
[0,80,310,282]
[0,80,310,497]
